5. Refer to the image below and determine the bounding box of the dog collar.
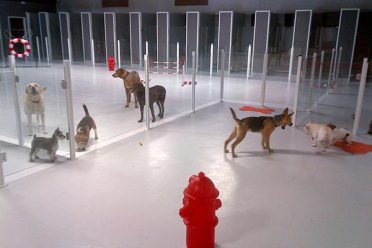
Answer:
[123,71,129,79]
[31,100,40,103]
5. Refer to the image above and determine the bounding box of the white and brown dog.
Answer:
[304,121,352,152]
[23,82,47,135]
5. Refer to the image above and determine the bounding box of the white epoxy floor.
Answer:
[0,103,371,248]
[0,64,294,176]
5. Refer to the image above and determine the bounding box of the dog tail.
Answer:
[83,104,90,117]
[229,107,240,123]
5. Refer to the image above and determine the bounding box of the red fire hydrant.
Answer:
[179,172,222,248]
[108,56,115,71]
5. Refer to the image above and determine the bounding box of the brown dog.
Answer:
[112,68,139,108]
[224,107,294,157]
[123,76,166,123]
[75,104,98,151]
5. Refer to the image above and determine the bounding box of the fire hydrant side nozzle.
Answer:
[179,171,222,248]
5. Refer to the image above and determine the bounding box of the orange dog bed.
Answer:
[239,106,275,114]
[334,141,372,154]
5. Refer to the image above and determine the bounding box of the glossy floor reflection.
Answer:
[1,103,371,248]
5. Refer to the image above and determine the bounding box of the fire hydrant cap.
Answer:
[184,172,219,200]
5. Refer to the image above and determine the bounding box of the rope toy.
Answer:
[9,38,31,58]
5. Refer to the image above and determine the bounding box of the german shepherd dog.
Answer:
[224,107,294,157]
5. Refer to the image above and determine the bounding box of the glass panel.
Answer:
[116,13,130,66]
[157,13,168,63]
[1,65,70,176]
[252,11,270,74]
[49,13,63,61]
[198,13,217,74]
[104,13,115,62]
[218,12,232,72]
[59,13,69,60]
[359,80,372,137]
[170,13,185,68]
[92,14,106,64]
[141,14,156,66]
[81,13,92,62]
[70,13,84,63]
[0,69,18,142]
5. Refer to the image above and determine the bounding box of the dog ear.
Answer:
[282,107,289,115]
[289,112,294,116]
[326,123,336,130]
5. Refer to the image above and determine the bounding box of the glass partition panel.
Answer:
[104,12,116,63]
[252,11,270,75]
[296,50,355,130]
[92,14,106,64]
[116,13,130,66]
[58,12,70,60]
[81,12,92,63]
[141,13,156,66]
[198,13,217,73]
[157,12,169,64]
[70,13,84,63]
[0,69,18,142]
[170,13,185,67]
[130,12,143,66]
[218,11,233,72]
[359,81,372,137]
[49,13,63,61]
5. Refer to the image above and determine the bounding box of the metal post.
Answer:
[327,48,335,89]
[332,48,338,84]
[45,37,50,65]
[210,43,214,76]
[293,56,303,127]
[288,46,294,84]
[117,40,121,68]
[191,51,196,112]
[335,46,342,85]
[0,147,6,188]
[246,44,252,79]
[220,49,225,102]
[260,51,268,106]
[63,60,76,160]
[318,50,325,88]
[67,38,73,63]
[352,58,368,136]
[90,39,95,66]
[145,41,149,56]
[36,36,41,63]
[8,55,24,146]
[177,42,180,74]
[144,54,150,130]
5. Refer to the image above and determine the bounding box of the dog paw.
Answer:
[125,104,129,108]
[135,105,139,108]
[268,149,273,153]
[232,153,237,158]
[152,120,156,123]
[224,149,229,153]
[138,120,143,123]
[312,144,316,147]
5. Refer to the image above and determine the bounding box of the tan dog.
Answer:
[23,82,47,135]
[224,107,294,157]
[112,68,139,108]
[75,104,98,151]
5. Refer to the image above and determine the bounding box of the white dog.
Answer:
[304,122,334,152]
[330,127,352,145]
[23,82,47,135]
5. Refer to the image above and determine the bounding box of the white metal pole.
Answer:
[67,38,73,63]
[210,43,214,76]
[327,48,335,89]
[0,147,6,188]
[318,50,325,88]
[260,51,268,106]
[293,56,303,127]
[144,54,150,130]
[176,42,180,74]
[145,41,149,56]
[9,55,24,146]
[45,37,50,65]
[335,46,342,85]
[309,52,317,110]
[192,51,196,112]
[63,60,76,160]
[220,49,225,102]
[332,48,338,84]
[90,39,95,66]
[352,58,368,136]
[288,46,294,84]
[36,36,41,63]
[247,44,252,79]
[117,40,121,68]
